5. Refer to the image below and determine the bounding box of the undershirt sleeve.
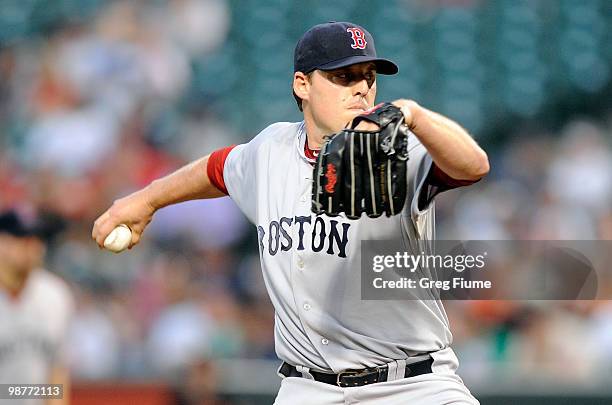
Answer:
[418,163,481,210]
[206,145,236,195]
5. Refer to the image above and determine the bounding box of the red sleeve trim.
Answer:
[428,163,479,189]
[207,145,236,195]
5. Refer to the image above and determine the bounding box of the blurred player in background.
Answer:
[0,210,73,405]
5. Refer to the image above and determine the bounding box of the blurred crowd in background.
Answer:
[1,0,611,400]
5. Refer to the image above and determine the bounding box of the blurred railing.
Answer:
[71,358,612,405]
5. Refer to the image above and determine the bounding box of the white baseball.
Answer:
[103,224,132,253]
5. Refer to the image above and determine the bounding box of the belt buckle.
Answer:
[336,368,376,387]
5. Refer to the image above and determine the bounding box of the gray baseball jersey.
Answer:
[224,121,451,373]
[0,270,73,394]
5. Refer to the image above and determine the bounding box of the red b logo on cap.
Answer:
[347,28,367,50]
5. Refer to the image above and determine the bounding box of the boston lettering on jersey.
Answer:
[258,215,351,258]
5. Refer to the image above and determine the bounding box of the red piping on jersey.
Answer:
[207,145,236,195]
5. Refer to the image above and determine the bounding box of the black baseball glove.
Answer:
[312,102,410,219]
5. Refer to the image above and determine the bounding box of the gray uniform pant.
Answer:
[273,347,479,405]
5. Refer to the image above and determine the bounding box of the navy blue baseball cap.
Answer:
[294,22,398,75]
[0,209,65,240]
[0,210,40,237]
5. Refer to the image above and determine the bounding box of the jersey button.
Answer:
[321,338,329,345]
[297,258,305,269]
[303,303,311,311]
[300,195,307,203]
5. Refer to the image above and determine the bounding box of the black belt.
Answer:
[279,357,434,388]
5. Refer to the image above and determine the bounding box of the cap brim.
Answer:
[317,55,398,75]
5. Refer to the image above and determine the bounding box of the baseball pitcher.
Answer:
[93,22,489,404]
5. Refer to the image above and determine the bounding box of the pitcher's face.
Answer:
[303,62,377,135]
